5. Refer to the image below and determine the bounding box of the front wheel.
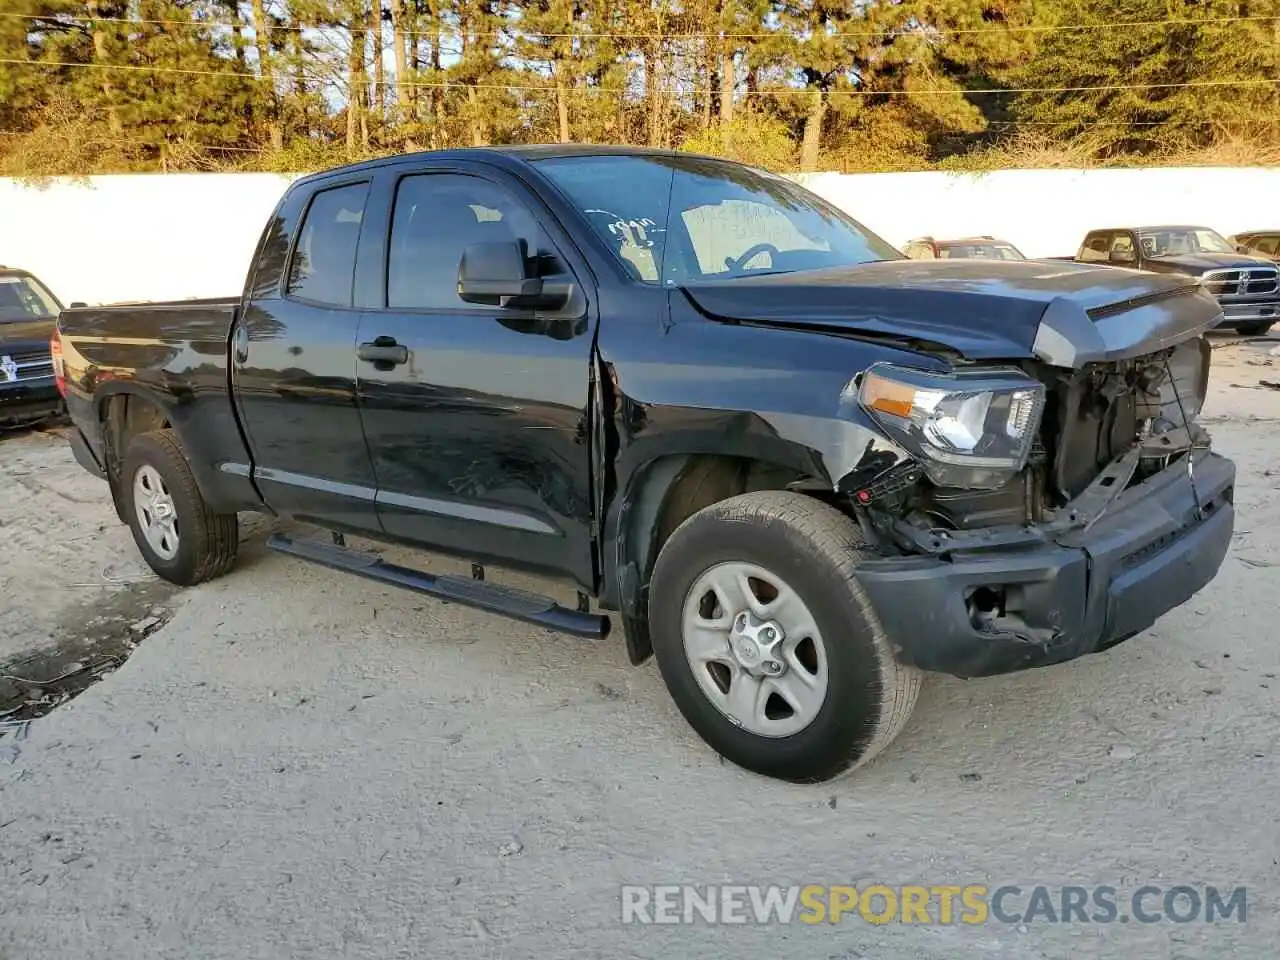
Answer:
[121,429,239,586]
[648,491,921,782]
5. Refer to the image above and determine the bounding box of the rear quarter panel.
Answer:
[59,299,262,512]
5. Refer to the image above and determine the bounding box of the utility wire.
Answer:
[3,10,1280,42]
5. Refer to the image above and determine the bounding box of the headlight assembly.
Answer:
[852,363,1046,489]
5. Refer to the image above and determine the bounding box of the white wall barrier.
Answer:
[3,166,1279,306]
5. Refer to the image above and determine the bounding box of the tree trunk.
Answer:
[719,49,735,122]
[467,86,485,146]
[703,39,713,127]
[347,20,367,156]
[86,0,123,137]
[389,0,411,113]
[250,0,283,150]
[800,87,826,172]
[369,0,385,124]
[555,61,570,142]
[430,0,444,147]
[644,46,664,147]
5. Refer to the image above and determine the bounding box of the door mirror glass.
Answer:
[458,239,567,309]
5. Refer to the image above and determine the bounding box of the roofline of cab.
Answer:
[279,144,759,198]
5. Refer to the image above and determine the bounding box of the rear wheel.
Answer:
[121,429,238,585]
[1237,321,1273,337]
[648,491,921,782]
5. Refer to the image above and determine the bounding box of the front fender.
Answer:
[596,302,930,660]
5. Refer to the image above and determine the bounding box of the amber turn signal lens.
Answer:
[860,371,917,418]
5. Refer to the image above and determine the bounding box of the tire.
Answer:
[107,471,130,525]
[1237,321,1273,337]
[121,428,239,586]
[649,491,921,783]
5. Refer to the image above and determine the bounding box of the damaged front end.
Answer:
[842,295,1235,678]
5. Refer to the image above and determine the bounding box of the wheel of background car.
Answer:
[1237,322,1273,337]
[725,242,781,273]
[121,428,239,586]
[647,490,922,782]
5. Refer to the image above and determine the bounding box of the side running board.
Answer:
[266,534,611,640]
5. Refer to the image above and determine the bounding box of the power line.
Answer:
[3,10,1280,42]
[5,56,1280,99]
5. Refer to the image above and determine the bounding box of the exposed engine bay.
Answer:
[863,338,1211,541]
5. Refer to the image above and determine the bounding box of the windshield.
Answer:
[1138,228,1235,258]
[534,154,901,284]
[0,274,61,322]
[938,242,1025,261]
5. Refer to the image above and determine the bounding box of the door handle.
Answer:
[358,337,409,365]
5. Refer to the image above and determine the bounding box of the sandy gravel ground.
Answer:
[1,340,1279,959]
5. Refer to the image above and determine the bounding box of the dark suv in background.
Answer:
[0,266,64,425]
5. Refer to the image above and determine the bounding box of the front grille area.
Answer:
[1202,267,1279,298]
[1,349,54,382]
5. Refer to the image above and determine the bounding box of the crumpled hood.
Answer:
[681,259,1217,364]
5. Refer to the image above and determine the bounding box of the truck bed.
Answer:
[57,295,262,514]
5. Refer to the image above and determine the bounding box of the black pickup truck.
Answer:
[1072,225,1280,335]
[54,147,1235,782]
[1,266,64,425]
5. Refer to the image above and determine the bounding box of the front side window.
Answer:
[535,154,900,284]
[0,274,61,322]
[286,182,370,306]
[387,174,544,310]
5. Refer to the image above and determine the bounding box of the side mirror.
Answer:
[70,301,86,308]
[1109,249,1137,265]
[458,239,566,309]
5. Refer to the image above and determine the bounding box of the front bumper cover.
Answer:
[855,452,1235,678]
[0,377,62,424]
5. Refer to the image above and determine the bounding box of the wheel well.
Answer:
[616,454,822,664]
[100,393,171,484]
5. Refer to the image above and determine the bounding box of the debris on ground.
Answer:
[497,839,524,858]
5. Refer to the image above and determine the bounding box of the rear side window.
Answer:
[286,182,370,306]
[1079,233,1112,263]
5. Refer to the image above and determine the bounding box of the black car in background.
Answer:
[0,266,64,425]
[1072,225,1280,335]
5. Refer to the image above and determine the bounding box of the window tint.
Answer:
[387,174,543,310]
[286,182,369,306]
[1253,236,1279,255]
